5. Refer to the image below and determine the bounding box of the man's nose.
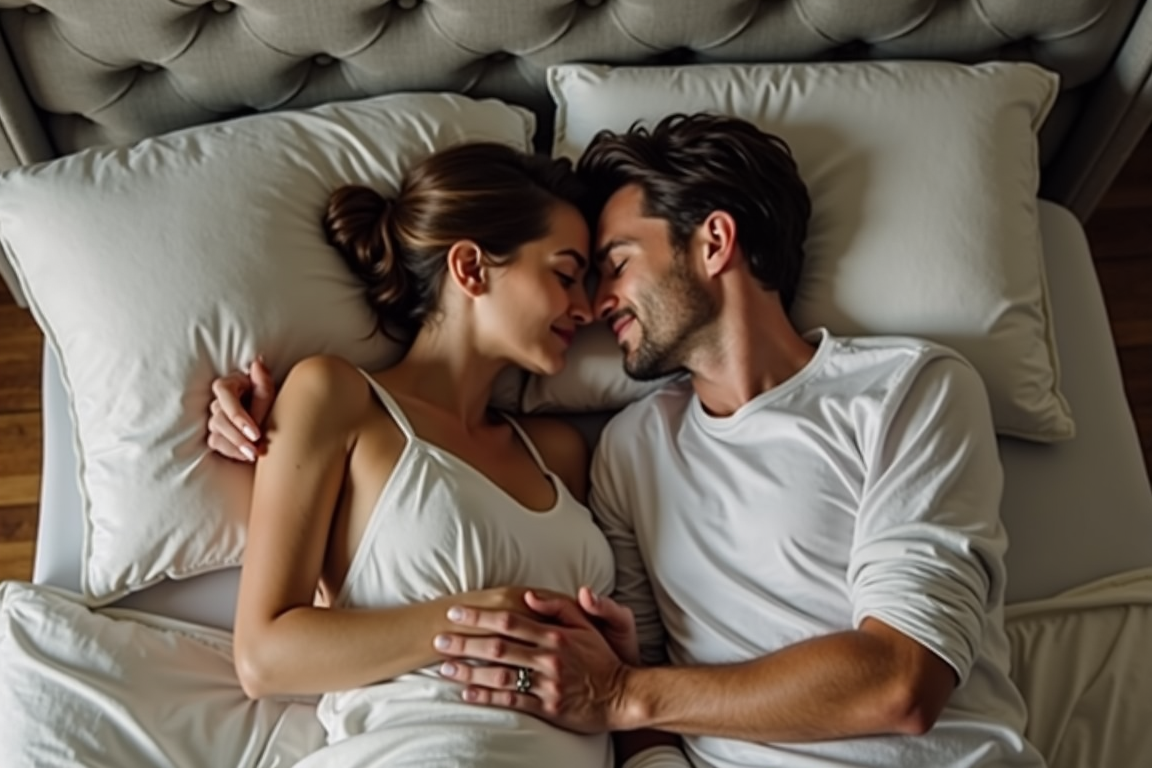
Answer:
[594,280,617,321]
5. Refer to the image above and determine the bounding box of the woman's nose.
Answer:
[570,287,593,325]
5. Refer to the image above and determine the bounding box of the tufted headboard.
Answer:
[0,0,1150,303]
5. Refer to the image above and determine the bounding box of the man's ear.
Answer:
[445,240,488,297]
[699,210,737,278]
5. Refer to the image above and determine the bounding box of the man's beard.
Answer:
[623,262,717,381]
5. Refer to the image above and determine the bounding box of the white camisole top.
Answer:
[296,370,616,768]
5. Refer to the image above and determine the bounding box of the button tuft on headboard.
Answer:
[396,0,419,9]
[24,4,42,14]
[211,1,234,13]
[313,54,335,67]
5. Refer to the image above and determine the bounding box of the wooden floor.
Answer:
[0,133,1150,584]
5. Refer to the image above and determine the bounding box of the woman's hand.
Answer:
[451,586,576,635]
[207,356,277,462]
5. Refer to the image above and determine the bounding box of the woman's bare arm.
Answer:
[233,356,551,698]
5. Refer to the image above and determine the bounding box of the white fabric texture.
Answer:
[1004,568,1152,768]
[544,60,1071,443]
[298,372,616,767]
[0,580,324,768]
[0,92,534,603]
[590,331,1044,768]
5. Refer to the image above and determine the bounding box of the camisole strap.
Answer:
[354,368,417,440]
[501,414,554,478]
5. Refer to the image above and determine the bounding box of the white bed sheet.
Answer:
[32,200,1152,624]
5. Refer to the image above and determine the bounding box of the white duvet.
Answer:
[0,581,322,768]
[2,570,1151,768]
[1004,567,1152,768]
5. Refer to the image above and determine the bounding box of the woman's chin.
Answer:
[520,350,567,378]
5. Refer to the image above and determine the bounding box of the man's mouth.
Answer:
[611,315,635,341]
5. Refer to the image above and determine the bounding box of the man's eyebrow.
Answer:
[557,249,588,270]
[594,239,631,265]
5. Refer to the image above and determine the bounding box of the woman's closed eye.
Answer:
[555,271,577,289]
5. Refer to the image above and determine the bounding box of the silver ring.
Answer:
[514,666,532,694]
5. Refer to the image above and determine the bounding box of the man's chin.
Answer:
[623,357,679,382]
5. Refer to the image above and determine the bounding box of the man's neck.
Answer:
[686,289,816,418]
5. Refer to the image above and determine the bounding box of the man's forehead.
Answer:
[595,185,648,246]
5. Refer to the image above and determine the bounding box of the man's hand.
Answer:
[571,587,641,666]
[207,356,276,462]
[433,587,635,734]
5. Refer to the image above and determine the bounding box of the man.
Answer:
[211,114,1044,768]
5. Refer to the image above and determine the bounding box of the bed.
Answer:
[1,1,1151,767]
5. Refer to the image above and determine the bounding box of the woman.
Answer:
[220,142,619,767]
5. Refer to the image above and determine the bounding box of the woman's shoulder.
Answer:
[278,354,375,417]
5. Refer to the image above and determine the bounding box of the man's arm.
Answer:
[207,357,277,461]
[437,355,1003,744]
[437,604,953,741]
[611,617,955,739]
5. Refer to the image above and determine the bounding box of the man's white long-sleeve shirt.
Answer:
[590,330,1046,768]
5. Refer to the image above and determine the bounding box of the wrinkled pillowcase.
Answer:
[0,92,533,602]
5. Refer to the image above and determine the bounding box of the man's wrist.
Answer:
[611,664,656,731]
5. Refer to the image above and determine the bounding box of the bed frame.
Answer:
[0,1,1150,240]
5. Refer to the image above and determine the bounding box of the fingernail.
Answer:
[241,425,258,442]
[439,662,457,676]
[463,689,479,702]
[240,446,256,462]
[434,635,450,650]
[588,591,600,605]
[446,606,464,622]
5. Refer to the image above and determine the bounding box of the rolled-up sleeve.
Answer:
[849,355,1008,685]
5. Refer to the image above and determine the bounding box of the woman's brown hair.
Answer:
[324,142,588,341]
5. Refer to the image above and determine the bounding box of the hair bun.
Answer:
[324,184,409,311]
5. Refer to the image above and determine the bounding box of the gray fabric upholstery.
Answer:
[0,0,1150,305]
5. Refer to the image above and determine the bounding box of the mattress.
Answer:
[31,200,1152,624]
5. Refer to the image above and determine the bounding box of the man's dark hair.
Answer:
[578,113,811,310]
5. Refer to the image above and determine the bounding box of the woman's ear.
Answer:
[445,240,488,298]
[699,210,737,278]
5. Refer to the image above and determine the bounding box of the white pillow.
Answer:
[0,92,535,602]
[0,580,324,767]
[543,61,1072,442]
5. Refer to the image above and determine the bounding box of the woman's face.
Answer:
[482,202,592,376]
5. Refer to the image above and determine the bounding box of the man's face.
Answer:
[593,184,717,380]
